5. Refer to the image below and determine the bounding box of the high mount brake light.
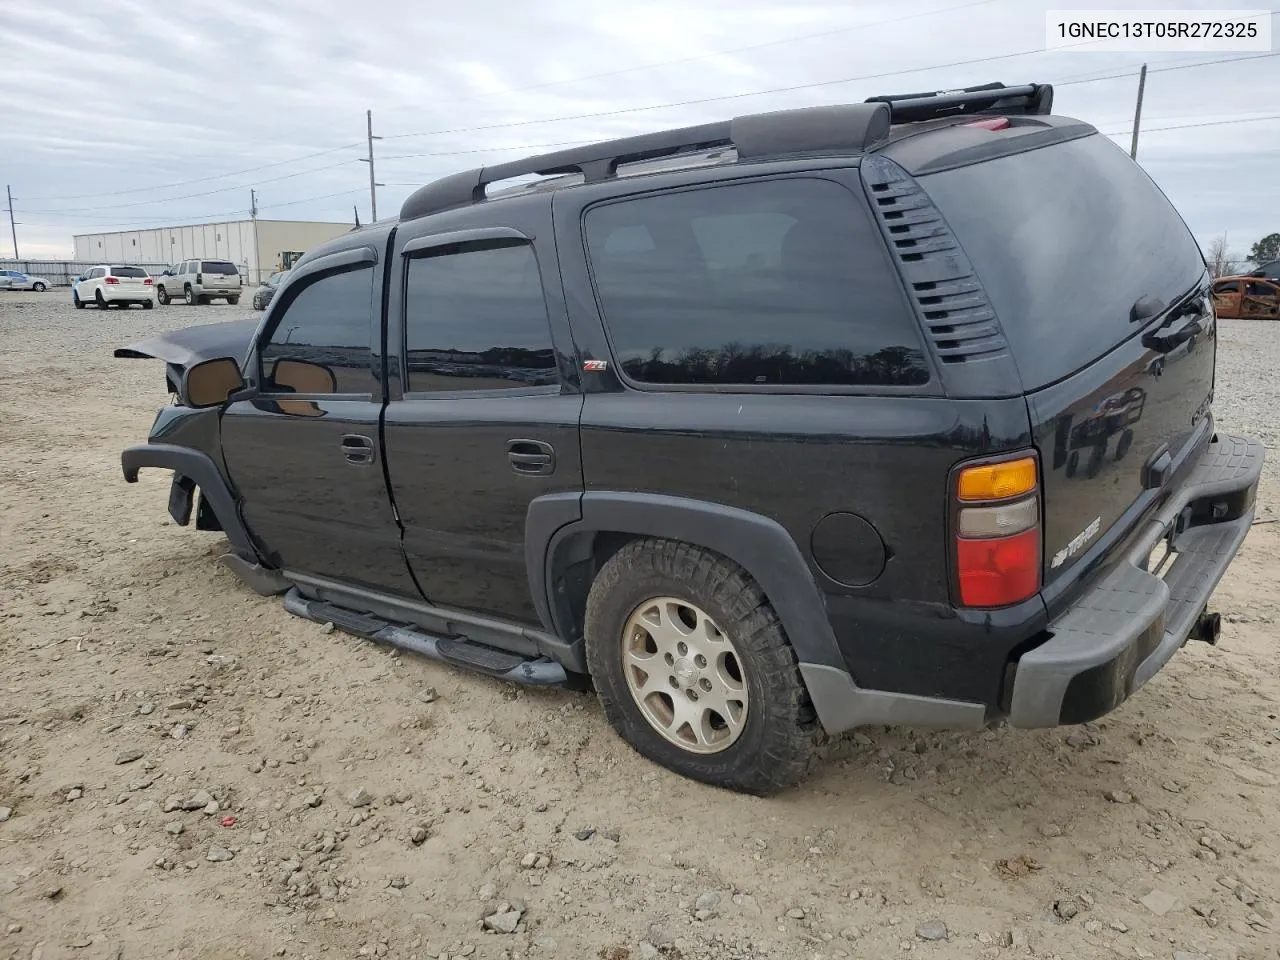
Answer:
[953,455,1041,608]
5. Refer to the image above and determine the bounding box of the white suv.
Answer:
[154,259,243,305]
[72,265,155,310]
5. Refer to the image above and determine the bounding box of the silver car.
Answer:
[154,259,243,306]
[1,269,51,291]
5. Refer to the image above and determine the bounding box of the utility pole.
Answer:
[5,185,17,260]
[359,110,383,222]
[250,188,261,285]
[1130,63,1147,160]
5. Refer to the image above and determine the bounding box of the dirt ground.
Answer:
[1,289,1278,960]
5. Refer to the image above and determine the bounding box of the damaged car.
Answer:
[118,83,1263,794]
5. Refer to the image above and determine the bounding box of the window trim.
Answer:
[398,236,564,400]
[254,254,379,401]
[579,173,939,397]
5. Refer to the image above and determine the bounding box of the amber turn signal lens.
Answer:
[957,457,1038,501]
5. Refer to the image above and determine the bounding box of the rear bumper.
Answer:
[1008,433,1264,728]
[103,286,154,302]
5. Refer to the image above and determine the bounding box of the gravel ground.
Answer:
[1,289,1278,960]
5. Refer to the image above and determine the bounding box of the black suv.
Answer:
[118,83,1263,794]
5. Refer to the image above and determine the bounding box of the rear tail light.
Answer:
[196,273,203,284]
[104,276,119,284]
[964,117,1011,131]
[953,454,1041,608]
[144,277,154,285]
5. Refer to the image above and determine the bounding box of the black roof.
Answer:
[399,82,1056,223]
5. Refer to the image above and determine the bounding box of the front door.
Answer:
[383,202,584,625]
[220,247,417,597]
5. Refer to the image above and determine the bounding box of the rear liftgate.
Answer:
[282,589,567,686]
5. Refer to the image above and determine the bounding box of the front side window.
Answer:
[260,265,374,395]
[1215,280,1241,294]
[584,178,928,387]
[403,241,558,393]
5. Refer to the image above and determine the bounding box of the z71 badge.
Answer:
[1051,516,1101,569]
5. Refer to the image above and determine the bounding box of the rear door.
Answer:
[383,198,584,625]
[1243,280,1280,319]
[111,265,149,297]
[220,244,417,597]
[919,133,1215,608]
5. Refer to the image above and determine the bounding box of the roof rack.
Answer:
[399,102,891,221]
[865,82,1053,124]
[398,82,1050,222]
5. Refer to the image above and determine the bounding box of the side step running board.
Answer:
[282,587,567,686]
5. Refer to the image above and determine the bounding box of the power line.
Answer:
[22,142,365,202]
[22,159,357,214]
[1103,112,1280,137]
[379,35,1280,143]
[1054,50,1280,89]
[432,0,1004,105]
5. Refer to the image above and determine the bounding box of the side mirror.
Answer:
[182,357,246,408]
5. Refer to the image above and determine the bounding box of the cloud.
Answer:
[1,0,1275,260]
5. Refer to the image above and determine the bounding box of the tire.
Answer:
[1085,442,1107,479]
[94,290,107,309]
[156,287,169,305]
[73,292,85,310]
[585,538,819,795]
[184,286,195,305]
[143,300,153,310]
[227,297,239,306]
[1066,450,1079,478]
[33,282,46,292]
[1115,428,1134,461]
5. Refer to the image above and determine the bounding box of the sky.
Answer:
[2,0,1277,263]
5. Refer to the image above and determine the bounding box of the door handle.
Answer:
[341,434,376,465]
[507,439,555,476]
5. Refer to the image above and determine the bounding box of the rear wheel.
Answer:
[1085,442,1107,479]
[143,300,153,310]
[184,286,195,305]
[32,282,46,292]
[94,290,107,309]
[1115,428,1134,461]
[585,538,819,795]
[227,296,239,305]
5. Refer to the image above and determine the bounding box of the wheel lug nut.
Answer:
[664,652,674,666]
[700,678,712,692]
[688,690,699,701]
[694,655,707,668]
[677,642,688,656]
[668,677,679,689]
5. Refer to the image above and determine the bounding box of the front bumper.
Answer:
[1008,433,1264,728]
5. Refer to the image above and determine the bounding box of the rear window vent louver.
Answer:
[861,156,1007,364]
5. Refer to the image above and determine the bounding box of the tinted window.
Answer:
[403,241,557,392]
[1246,282,1277,297]
[921,134,1207,389]
[110,266,147,278]
[584,178,927,387]
[261,266,374,395]
[203,261,238,275]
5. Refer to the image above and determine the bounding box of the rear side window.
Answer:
[584,178,928,388]
[110,266,147,278]
[203,261,238,275]
[261,265,374,395]
[920,134,1206,389]
[403,241,558,393]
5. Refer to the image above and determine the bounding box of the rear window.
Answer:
[584,178,929,388]
[110,266,148,278]
[202,261,238,275]
[919,133,1206,389]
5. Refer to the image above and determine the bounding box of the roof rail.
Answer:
[865,82,1053,124]
[398,102,891,222]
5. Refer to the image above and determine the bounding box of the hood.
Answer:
[114,317,260,369]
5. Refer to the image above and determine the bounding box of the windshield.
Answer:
[110,266,148,278]
[920,133,1205,389]
[203,261,238,275]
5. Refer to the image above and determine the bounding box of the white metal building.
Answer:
[73,219,353,285]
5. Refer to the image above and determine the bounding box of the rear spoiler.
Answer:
[866,82,1054,125]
